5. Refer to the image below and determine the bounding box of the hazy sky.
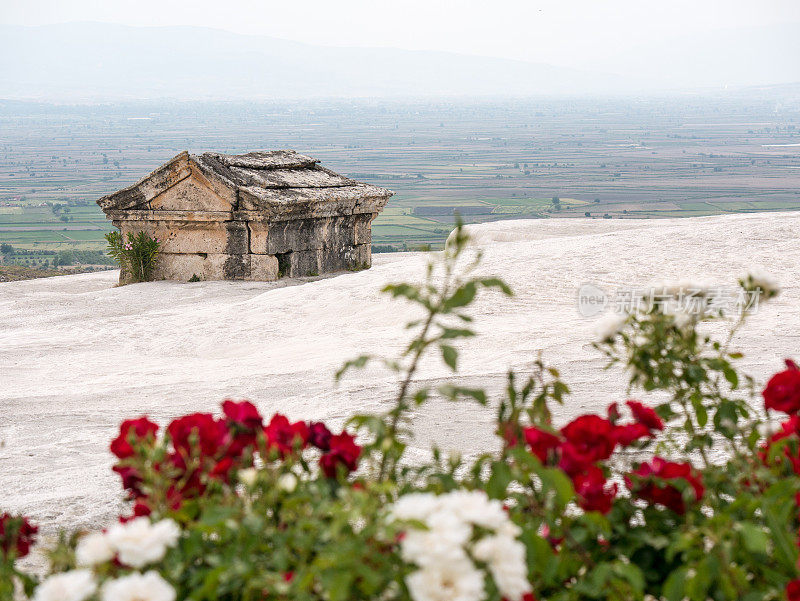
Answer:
[3,0,799,69]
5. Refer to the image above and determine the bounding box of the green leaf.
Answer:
[439,327,475,339]
[198,505,237,527]
[443,282,477,310]
[722,364,739,389]
[662,568,688,601]
[691,395,708,428]
[686,556,716,601]
[381,283,421,301]
[413,389,430,406]
[614,562,645,594]
[440,344,458,371]
[539,467,575,507]
[479,277,513,296]
[762,480,799,570]
[321,569,354,601]
[437,384,487,405]
[738,522,769,555]
[486,461,513,498]
[335,354,372,380]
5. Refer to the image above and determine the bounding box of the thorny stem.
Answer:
[680,397,712,469]
[378,310,436,480]
[378,258,454,481]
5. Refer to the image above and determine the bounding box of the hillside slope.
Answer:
[1,213,798,534]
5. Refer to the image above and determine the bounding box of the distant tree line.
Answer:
[0,245,115,267]
[372,245,401,254]
[52,249,116,266]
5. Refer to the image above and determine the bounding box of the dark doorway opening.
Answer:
[276,252,292,278]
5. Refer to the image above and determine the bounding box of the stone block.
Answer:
[266,219,325,254]
[249,254,279,281]
[119,220,246,256]
[148,253,260,282]
[353,214,374,245]
[287,249,321,277]
[223,221,250,255]
[251,216,357,255]
[319,243,371,273]
[151,253,208,281]
[344,243,371,270]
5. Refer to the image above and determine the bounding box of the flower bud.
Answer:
[238,468,258,488]
[278,473,298,493]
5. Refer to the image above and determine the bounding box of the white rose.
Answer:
[745,268,780,297]
[33,570,97,601]
[440,490,508,531]
[105,517,180,568]
[101,571,175,601]
[238,467,258,487]
[389,493,441,522]
[593,313,627,342]
[472,534,531,601]
[405,557,485,601]
[75,531,115,567]
[277,473,298,492]
[672,309,695,329]
[400,516,471,567]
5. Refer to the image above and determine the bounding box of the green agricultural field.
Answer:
[1,97,799,252]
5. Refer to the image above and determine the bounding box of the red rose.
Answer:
[538,523,563,550]
[110,417,159,459]
[0,513,38,559]
[765,415,800,449]
[502,594,537,601]
[308,421,333,451]
[763,360,800,414]
[760,415,800,472]
[222,401,263,459]
[501,423,520,448]
[168,413,228,458]
[222,400,263,430]
[319,432,361,478]
[626,400,664,431]
[132,501,152,517]
[787,579,800,601]
[559,415,617,474]
[614,422,652,446]
[626,457,704,514]
[572,465,617,514]
[264,414,309,456]
[209,456,235,482]
[112,464,145,498]
[523,426,561,463]
[117,500,153,523]
[161,452,207,499]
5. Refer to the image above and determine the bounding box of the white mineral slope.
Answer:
[1,212,798,533]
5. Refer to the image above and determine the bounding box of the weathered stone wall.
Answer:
[115,212,376,282]
[101,152,391,284]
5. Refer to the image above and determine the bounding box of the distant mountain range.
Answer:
[1,22,798,101]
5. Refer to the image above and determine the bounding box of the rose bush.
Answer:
[3,225,799,601]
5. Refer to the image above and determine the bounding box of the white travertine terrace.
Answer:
[1,213,797,546]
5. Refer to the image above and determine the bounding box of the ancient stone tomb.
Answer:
[97,150,393,283]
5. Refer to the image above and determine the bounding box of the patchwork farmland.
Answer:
[1,95,799,260]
